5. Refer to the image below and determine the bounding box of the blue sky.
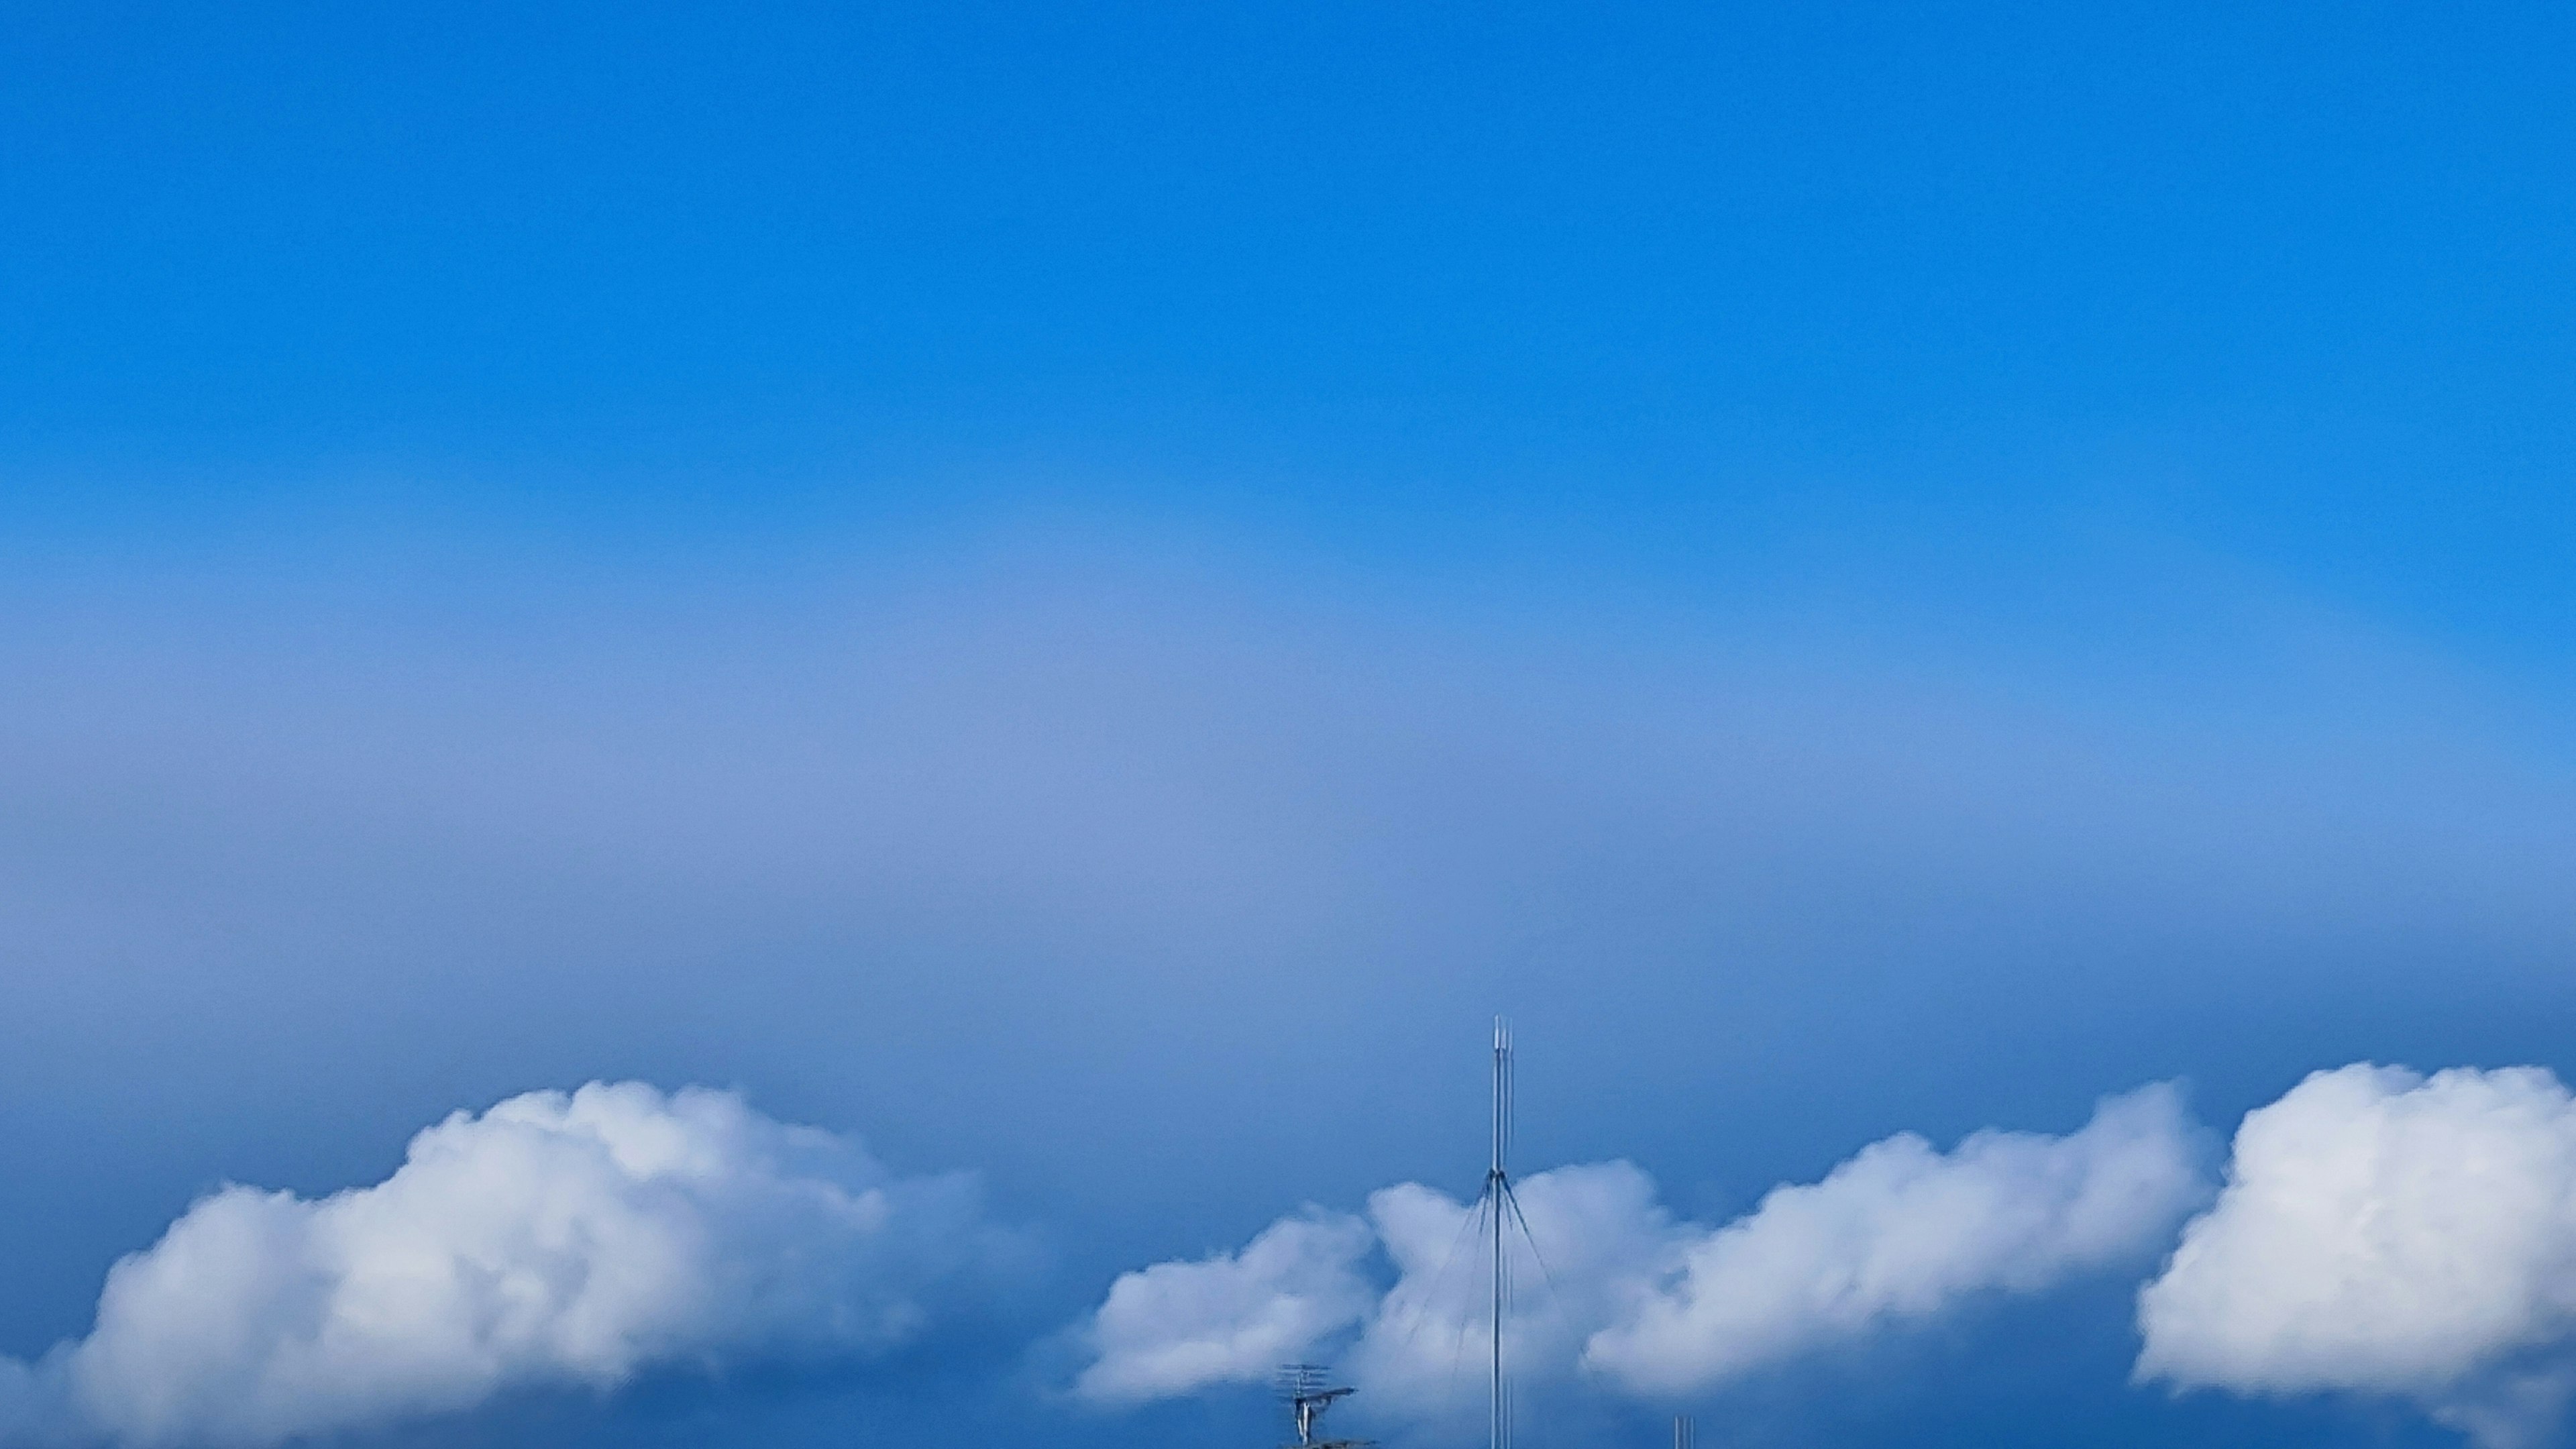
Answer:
[4,4,2576,1448]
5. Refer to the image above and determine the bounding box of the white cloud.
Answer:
[1350,1162,1672,1420]
[1075,1209,1377,1403]
[5,1082,1013,1448]
[1584,1083,2204,1393]
[1073,1085,2202,1424]
[2137,1063,2576,1448]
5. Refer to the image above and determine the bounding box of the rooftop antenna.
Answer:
[1672,1415,1695,1449]
[1277,1364,1369,1449]
[1483,1017,1543,1449]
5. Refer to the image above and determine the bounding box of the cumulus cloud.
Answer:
[1076,1210,1377,1403]
[1350,1162,1674,1419]
[3,1082,1014,1448]
[2138,1063,2576,1448]
[1074,1085,2203,1424]
[1589,1083,2205,1393]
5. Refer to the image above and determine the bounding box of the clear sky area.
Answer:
[5,5,2576,1448]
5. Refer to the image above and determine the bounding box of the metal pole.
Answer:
[1491,1018,1509,1449]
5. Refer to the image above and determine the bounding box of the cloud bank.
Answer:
[42,1060,2576,1448]
[1077,1085,2204,1424]
[2139,1063,2576,1448]
[3,1083,1014,1448]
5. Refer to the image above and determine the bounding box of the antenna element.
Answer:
[1486,1018,1517,1449]
[1277,1364,1370,1449]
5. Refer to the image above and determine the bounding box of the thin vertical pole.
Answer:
[1490,1018,1509,1449]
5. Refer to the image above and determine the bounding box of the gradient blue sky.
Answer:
[5,3,2575,1447]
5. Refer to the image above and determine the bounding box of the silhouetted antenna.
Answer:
[1488,1019,1510,1449]
[1479,1018,1554,1449]
[1330,1022,1548,1449]
[1277,1363,1371,1449]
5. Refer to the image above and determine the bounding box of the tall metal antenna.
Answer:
[1487,1018,1514,1449]
[1672,1415,1695,1449]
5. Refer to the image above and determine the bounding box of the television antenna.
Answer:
[1277,1364,1370,1449]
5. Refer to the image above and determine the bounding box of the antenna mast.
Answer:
[1487,1018,1514,1449]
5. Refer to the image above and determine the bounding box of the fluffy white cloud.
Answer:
[1350,1163,1673,1419]
[1587,1083,2204,1393]
[5,1082,1012,1448]
[1076,1210,1377,1403]
[2137,1063,2576,1448]
[1075,1085,2202,1422]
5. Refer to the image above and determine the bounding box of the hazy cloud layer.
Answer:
[1077,1086,2204,1423]
[2139,1064,2576,1448]
[12,537,2576,1449]
[2,1083,1013,1448]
